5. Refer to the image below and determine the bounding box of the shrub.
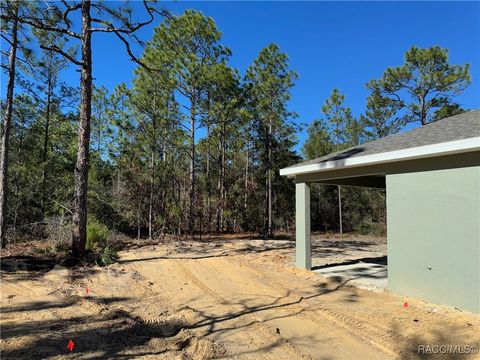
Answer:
[95,245,119,267]
[86,222,109,250]
[357,219,386,236]
[45,217,71,255]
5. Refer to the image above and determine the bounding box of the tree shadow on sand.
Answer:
[0,255,57,279]
[117,243,295,264]
[180,277,359,336]
[0,296,130,314]
[1,278,357,359]
[1,307,204,359]
[118,236,383,265]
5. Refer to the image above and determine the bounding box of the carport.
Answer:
[280,110,480,313]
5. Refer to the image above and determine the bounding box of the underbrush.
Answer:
[94,245,119,266]
[86,221,109,250]
[357,219,386,236]
[5,218,121,267]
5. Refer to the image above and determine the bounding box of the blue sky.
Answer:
[34,1,480,151]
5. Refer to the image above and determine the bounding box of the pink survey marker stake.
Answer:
[67,339,75,352]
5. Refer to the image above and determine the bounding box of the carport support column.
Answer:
[295,181,311,270]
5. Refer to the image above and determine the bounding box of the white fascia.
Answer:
[280,137,480,177]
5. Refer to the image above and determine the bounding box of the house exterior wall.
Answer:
[386,166,480,313]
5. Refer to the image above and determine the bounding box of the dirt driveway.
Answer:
[1,236,479,359]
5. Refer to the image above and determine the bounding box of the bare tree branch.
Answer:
[39,44,83,66]
[0,34,13,47]
[89,0,169,34]
[108,27,158,72]
[60,0,82,29]
[1,13,81,39]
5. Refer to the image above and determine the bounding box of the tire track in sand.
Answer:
[202,256,396,358]
[173,260,312,360]
[175,257,391,360]
[226,256,402,357]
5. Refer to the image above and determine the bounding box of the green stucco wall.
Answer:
[386,166,480,313]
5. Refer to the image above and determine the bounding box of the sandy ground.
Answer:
[1,234,480,359]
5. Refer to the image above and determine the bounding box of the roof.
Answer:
[280,110,480,177]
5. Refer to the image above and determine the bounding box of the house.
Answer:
[280,110,480,313]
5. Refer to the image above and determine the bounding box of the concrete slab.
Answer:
[314,262,387,292]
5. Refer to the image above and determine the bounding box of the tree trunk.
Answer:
[216,149,221,233]
[420,94,427,125]
[244,145,249,214]
[216,121,226,233]
[148,149,154,240]
[41,75,53,220]
[0,10,18,248]
[188,99,196,238]
[266,119,273,238]
[137,203,141,241]
[72,0,92,257]
[221,122,226,230]
[206,124,211,235]
[338,185,343,235]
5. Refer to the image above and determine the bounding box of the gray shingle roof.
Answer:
[287,110,480,170]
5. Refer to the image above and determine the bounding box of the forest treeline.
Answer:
[1,1,471,255]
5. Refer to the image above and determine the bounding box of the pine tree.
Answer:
[16,39,75,220]
[245,44,298,238]
[143,10,230,237]
[367,46,471,126]
[0,0,35,247]
[6,0,163,256]
[360,87,403,140]
[204,64,244,232]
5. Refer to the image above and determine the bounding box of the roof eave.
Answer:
[280,137,480,177]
